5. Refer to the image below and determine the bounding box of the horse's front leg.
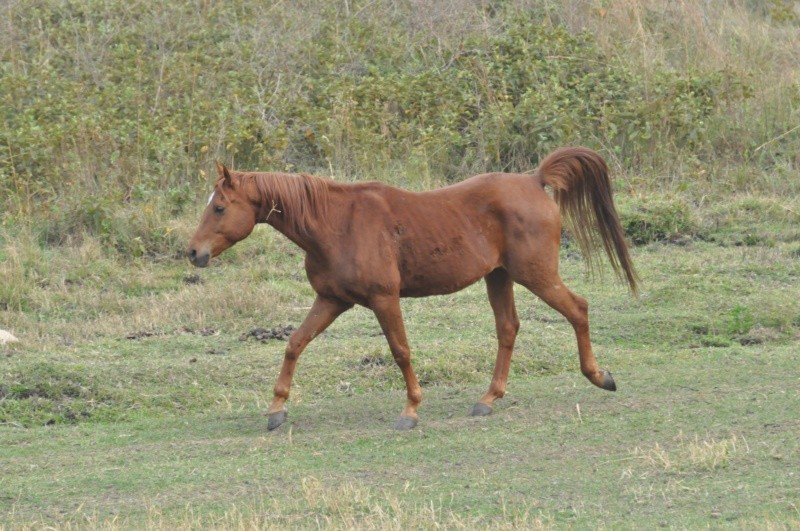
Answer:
[370,294,423,430]
[267,295,352,430]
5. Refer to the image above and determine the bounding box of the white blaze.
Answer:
[207,192,215,206]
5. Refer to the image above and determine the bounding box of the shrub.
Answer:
[618,195,699,245]
[1,0,791,252]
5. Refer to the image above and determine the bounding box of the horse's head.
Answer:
[186,162,258,267]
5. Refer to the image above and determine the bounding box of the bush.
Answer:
[618,195,699,245]
[1,0,793,252]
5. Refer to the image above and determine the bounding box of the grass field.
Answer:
[2,230,799,528]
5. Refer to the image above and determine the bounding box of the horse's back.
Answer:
[421,173,560,234]
[340,174,558,297]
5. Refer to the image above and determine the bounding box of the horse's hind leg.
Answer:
[515,269,616,392]
[471,268,520,416]
[267,295,352,430]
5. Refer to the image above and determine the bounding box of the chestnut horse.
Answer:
[187,147,638,430]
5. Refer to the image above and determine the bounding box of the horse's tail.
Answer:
[535,147,639,294]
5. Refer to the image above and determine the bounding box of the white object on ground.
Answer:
[0,329,19,344]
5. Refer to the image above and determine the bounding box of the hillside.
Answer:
[1,0,798,256]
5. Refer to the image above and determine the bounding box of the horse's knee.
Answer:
[497,318,519,349]
[502,316,520,336]
[285,333,311,362]
[283,349,299,363]
[285,336,305,358]
[391,347,411,368]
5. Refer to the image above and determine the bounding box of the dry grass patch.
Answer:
[680,434,750,471]
[0,225,310,348]
[633,432,749,472]
[550,0,800,74]
[2,477,553,531]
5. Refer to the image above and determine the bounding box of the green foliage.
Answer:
[699,335,733,348]
[618,195,699,245]
[767,0,799,23]
[2,0,783,251]
[35,195,189,257]
[287,13,753,178]
[727,305,755,337]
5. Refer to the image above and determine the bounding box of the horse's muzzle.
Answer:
[187,248,210,268]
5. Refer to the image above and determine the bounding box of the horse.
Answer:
[186,147,638,430]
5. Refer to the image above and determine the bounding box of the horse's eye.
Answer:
[214,205,225,214]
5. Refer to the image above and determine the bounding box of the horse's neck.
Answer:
[257,175,340,256]
[265,215,319,255]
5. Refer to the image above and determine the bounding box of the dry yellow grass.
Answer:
[633,432,749,472]
[2,477,553,531]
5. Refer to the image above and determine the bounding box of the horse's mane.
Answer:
[248,172,332,234]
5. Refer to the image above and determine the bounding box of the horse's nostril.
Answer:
[187,247,209,267]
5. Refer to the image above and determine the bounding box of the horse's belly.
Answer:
[398,250,497,297]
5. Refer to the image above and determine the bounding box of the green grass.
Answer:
[2,234,799,528]
[2,349,799,528]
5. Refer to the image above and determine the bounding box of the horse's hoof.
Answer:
[393,415,418,430]
[267,410,288,431]
[469,402,493,416]
[601,369,617,392]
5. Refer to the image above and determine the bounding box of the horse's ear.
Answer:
[215,161,234,189]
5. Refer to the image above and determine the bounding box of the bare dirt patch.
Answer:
[239,325,296,342]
